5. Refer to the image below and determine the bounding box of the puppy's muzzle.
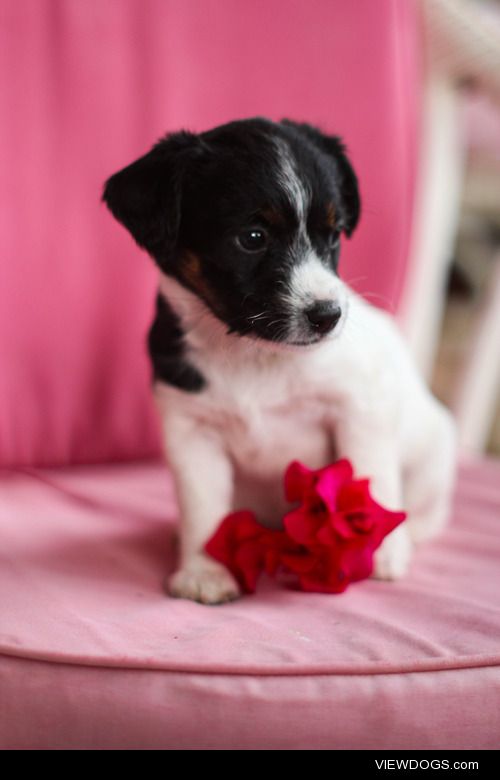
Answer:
[304,300,342,336]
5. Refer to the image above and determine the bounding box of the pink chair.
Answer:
[1,0,499,749]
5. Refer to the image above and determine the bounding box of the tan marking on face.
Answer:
[325,202,336,229]
[261,207,286,227]
[181,250,202,286]
[180,251,223,314]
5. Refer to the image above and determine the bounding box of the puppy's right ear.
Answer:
[281,120,360,237]
[102,131,200,263]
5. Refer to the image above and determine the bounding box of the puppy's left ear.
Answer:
[281,120,361,236]
[102,131,202,265]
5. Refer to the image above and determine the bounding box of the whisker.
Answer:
[344,275,368,287]
[359,291,396,312]
[246,311,271,322]
[266,318,287,330]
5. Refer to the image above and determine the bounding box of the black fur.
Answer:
[103,117,361,390]
[280,120,360,236]
[103,131,203,262]
[148,294,206,392]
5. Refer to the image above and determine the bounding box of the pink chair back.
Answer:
[0,0,422,467]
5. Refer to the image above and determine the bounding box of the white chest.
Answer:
[197,374,337,480]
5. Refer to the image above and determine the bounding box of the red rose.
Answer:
[283,461,405,591]
[205,511,300,593]
[204,511,269,593]
[284,458,354,508]
[315,478,405,549]
[205,459,406,595]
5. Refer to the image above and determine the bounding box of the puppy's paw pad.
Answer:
[168,560,241,605]
[373,533,412,581]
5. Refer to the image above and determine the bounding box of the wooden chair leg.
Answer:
[452,255,500,454]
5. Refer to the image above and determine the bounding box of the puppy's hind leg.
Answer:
[336,418,412,580]
[404,406,457,544]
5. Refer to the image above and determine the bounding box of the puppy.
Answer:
[104,118,456,604]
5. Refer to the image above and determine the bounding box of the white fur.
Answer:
[282,253,348,342]
[274,139,311,224]
[156,273,456,604]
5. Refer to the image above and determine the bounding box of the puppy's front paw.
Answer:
[373,527,412,581]
[168,555,241,605]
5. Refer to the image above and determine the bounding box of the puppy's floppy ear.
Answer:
[281,120,360,236]
[102,131,200,263]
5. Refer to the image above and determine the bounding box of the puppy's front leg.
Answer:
[159,409,240,604]
[335,418,412,580]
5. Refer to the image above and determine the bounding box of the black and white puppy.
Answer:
[104,118,455,604]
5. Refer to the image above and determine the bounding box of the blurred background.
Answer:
[0,0,499,467]
[425,0,500,457]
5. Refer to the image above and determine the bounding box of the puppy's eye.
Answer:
[236,228,268,253]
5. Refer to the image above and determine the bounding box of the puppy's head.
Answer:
[103,118,360,347]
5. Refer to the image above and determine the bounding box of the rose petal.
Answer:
[234,540,266,593]
[297,548,350,593]
[316,521,337,546]
[284,461,313,502]
[280,549,319,575]
[336,479,373,512]
[337,542,375,582]
[299,572,350,594]
[283,506,325,545]
[369,509,407,548]
[314,460,354,509]
[205,511,273,593]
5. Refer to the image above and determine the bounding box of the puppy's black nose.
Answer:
[304,301,342,335]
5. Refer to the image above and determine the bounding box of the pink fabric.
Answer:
[464,94,500,162]
[0,0,422,467]
[1,458,499,749]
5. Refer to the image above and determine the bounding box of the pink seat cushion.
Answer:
[1,459,499,749]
